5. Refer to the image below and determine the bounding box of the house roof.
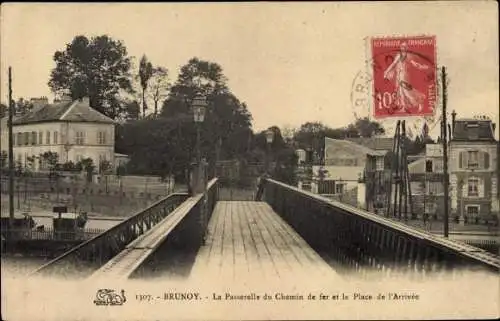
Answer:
[325,137,386,156]
[452,119,496,142]
[346,137,394,151]
[408,157,426,173]
[12,98,114,125]
[313,165,362,181]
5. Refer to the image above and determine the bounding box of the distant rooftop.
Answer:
[345,137,394,151]
[452,118,496,142]
[10,97,114,125]
[325,137,386,157]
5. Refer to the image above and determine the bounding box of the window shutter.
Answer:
[478,178,484,198]
[479,151,485,169]
[483,152,490,169]
[459,151,464,168]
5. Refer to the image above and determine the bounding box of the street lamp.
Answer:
[265,129,274,175]
[192,93,208,245]
[192,94,207,194]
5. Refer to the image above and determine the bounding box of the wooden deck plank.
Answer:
[254,202,308,274]
[259,202,334,276]
[248,201,292,277]
[220,201,235,279]
[202,201,225,276]
[251,202,295,276]
[232,202,250,277]
[239,201,266,281]
[190,201,337,281]
[242,202,280,280]
[194,202,219,269]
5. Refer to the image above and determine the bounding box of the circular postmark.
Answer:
[351,36,440,137]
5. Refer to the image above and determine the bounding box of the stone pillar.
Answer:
[191,163,207,195]
[298,181,303,190]
[311,181,318,194]
[357,182,366,210]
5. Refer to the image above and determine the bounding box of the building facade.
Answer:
[449,116,498,222]
[0,97,115,172]
[310,137,387,208]
[408,144,446,219]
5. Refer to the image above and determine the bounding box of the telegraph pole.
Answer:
[8,67,15,230]
[441,67,450,238]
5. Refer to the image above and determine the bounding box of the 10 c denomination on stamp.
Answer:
[371,35,437,119]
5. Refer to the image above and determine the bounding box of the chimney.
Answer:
[30,96,49,110]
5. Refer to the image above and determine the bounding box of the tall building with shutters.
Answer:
[0,96,115,173]
[449,115,498,222]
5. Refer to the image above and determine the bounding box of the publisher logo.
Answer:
[93,289,126,306]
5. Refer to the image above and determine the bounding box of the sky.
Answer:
[1,2,498,138]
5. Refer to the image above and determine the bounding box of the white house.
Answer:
[312,137,387,195]
[0,96,115,172]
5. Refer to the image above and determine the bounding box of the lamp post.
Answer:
[265,129,274,176]
[192,94,207,193]
[192,93,207,245]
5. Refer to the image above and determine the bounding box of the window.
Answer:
[53,131,58,144]
[75,131,85,145]
[467,151,479,168]
[468,178,479,197]
[17,133,22,146]
[46,131,50,144]
[24,132,29,146]
[466,205,479,217]
[97,131,107,145]
[426,182,444,195]
[31,131,37,145]
[39,132,43,145]
[425,160,433,173]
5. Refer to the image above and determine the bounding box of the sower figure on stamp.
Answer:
[383,42,429,112]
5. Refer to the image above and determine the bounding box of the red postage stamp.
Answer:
[371,35,437,119]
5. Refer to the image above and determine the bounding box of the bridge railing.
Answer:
[89,178,219,280]
[257,178,500,275]
[1,227,104,241]
[31,192,189,278]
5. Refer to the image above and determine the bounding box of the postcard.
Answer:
[1,2,499,320]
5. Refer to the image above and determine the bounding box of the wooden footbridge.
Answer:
[32,178,500,280]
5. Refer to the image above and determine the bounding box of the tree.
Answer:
[159,57,252,174]
[48,35,134,119]
[353,117,385,137]
[138,55,154,118]
[293,122,332,159]
[99,159,112,174]
[160,57,229,119]
[14,98,34,116]
[39,151,59,171]
[149,67,170,118]
[124,100,140,120]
